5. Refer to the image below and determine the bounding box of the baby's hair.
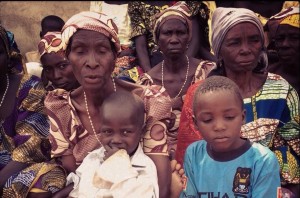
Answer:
[101,91,145,129]
[193,76,244,114]
[40,15,65,38]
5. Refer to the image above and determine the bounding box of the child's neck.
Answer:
[207,138,251,162]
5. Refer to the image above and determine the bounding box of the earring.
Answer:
[186,43,190,49]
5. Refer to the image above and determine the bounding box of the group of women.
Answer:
[0,1,299,198]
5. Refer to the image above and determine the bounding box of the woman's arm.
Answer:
[0,161,28,189]
[128,1,152,72]
[134,35,152,72]
[52,184,74,198]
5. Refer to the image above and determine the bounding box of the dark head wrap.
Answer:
[152,1,192,44]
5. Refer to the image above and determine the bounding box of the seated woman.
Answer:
[176,7,300,197]
[44,11,173,198]
[38,31,80,91]
[128,1,214,73]
[0,25,65,198]
[137,2,215,159]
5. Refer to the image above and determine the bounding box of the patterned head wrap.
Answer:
[265,6,299,41]
[0,25,11,59]
[153,1,192,44]
[38,31,64,58]
[61,11,121,53]
[211,7,265,59]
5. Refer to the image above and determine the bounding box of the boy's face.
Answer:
[193,90,245,153]
[100,105,142,156]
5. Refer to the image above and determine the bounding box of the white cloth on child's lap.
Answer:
[67,143,159,198]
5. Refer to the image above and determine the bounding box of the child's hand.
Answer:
[103,144,120,161]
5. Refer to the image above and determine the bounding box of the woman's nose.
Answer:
[86,52,99,69]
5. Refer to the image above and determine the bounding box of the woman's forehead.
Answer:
[73,29,108,39]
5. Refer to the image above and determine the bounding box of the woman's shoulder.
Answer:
[44,88,72,110]
[137,73,154,86]
[264,72,294,92]
[116,78,170,99]
[20,74,45,90]
[17,74,46,101]
[194,58,216,81]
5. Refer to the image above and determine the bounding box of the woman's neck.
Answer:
[163,55,188,73]
[225,70,266,98]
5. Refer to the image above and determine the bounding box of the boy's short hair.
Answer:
[193,76,244,114]
[40,15,65,38]
[101,91,145,129]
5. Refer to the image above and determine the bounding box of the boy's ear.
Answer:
[192,115,199,130]
[242,109,246,124]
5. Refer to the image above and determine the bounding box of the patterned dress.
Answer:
[44,80,172,166]
[0,74,66,197]
[137,60,216,158]
[176,73,300,185]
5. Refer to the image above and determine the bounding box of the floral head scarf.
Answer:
[61,11,121,53]
[38,31,65,58]
[152,1,192,44]
[265,6,299,42]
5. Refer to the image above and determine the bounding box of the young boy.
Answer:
[57,91,159,198]
[180,76,281,198]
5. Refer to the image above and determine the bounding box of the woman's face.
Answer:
[219,22,262,73]
[275,24,299,65]
[158,19,189,58]
[41,53,79,91]
[0,39,9,75]
[67,30,116,91]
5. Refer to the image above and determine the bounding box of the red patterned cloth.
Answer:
[175,80,203,165]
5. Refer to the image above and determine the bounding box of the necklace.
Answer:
[161,55,189,98]
[84,77,116,146]
[0,74,9,108]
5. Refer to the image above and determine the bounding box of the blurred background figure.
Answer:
[265,6,300,95]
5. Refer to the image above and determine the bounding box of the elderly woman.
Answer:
[128,1,214,73]
[265,6,300,95]
[44,11,173,197]
[176,7,299,197]
[39,31,80,91]
[137,2,215,160]
[0,25,65,198]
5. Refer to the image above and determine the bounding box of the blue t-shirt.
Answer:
[180,140,280,198]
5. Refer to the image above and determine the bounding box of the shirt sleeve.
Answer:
[180,146,199,197]
[251,150,281,198]
[140,85,172,156]
[11,75,50,163]
[93,149,158,198]
[44,89,87,159]
[278,86,300,156]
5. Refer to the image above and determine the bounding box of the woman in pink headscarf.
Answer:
[44,11,173,198]
[39,31,80,91]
